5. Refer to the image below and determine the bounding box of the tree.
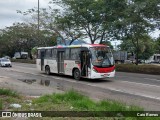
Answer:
[0,22,56,58]
[52,0,127,44]
[119,0,160,65]
[17,7,58,46]
[0,23,35,58]
[155,37,160,53]
[138,35,155,60]
[119,35,156,60]
[0,28,16,57]
[54,14,83,45]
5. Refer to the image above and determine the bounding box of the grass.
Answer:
[0,88,21,110]
[0,89,159,119]
[33,90,143,111]
[11,58,36,64]
[0,88,19,97]
[0,99,2,110]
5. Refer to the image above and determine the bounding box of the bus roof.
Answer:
[37,44,108,50]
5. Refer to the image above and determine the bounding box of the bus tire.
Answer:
[45,66,50,75]
[73,69,80,80]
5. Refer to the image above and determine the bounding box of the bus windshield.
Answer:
[90,47,114,67]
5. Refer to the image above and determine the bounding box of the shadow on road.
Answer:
[40,73,113,83]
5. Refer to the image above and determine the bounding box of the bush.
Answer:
[11,59,36,64]
[116,64,160,75]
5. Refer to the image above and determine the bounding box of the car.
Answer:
[0,58,12,67]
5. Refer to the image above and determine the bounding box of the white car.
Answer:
[0,58,12,67]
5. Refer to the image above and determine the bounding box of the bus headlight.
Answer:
[93,67,98,73]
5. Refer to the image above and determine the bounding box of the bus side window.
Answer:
[70,48,80,60]
[52,49,57,59]
[45,49,52,59]
[65,48,70,59]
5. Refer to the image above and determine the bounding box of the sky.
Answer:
[0,0,50,29]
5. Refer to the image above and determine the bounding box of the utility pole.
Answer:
[114,42,117,51]
[38,0,40,41]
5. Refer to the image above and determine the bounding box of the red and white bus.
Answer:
[36,44,115,80]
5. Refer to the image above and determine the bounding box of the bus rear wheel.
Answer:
[45,66,50,75]
[73,69,80,80]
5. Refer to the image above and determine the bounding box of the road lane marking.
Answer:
[76,82,160,101]
[102,87,160,101]
[119,80,160,88]
[117,75,160,82]
[144,78,160,82]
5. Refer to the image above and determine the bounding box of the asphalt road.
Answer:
[0,62,160,111]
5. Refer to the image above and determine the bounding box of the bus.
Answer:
[36,44,115,80]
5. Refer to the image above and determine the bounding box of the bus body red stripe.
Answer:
[93,66,115,73]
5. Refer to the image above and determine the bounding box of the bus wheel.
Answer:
[45,66,50,75]
[73,69,80,80]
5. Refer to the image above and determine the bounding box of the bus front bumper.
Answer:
[90,70,115,79]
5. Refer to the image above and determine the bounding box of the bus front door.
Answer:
[81,51,90,76]
[57,51,64,74]
[40,50,45,71]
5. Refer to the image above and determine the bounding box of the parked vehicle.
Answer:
[145,54,160,64]
[0,58,12,67]
[14,52,28,59]
[113,51,127,63]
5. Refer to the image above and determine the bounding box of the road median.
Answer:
[116,64,160,75]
